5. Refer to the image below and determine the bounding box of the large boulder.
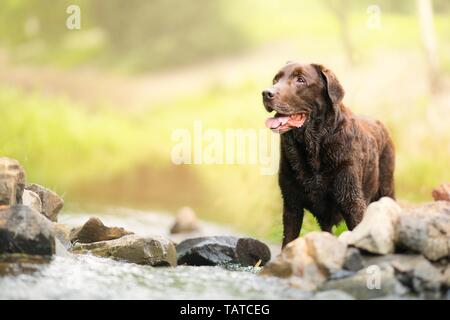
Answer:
[432,183,450,202]
[261,232,347,291]
[343,197,401,255]
[170,206,200,234]
[396,201,450,261]
[0,157,25,206]
[176,236,271,267]
[71,234,177,266]
[25,183,64,222]
[177,236,238,266]
[70,217,132,244]
[0,205,55,256]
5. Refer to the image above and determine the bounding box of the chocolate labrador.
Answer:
[262,62,395,247]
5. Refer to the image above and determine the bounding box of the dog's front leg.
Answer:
[333,168,367,230]
[282,204,304,248]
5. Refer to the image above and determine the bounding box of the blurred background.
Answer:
[0,0,449,241]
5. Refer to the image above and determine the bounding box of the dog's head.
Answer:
[262,62,344,134]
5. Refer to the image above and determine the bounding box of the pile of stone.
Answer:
[261,197,450,299]
[0,157,271,269]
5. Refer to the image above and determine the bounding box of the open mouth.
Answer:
[265,112,307,133]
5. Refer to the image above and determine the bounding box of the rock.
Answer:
[410,260,443,298]
[261,232,346,291]
[70,217,132,244]
[25,183,64,222]
[236,238,271,267]
[343,247,364,272]
[177,236,238,266]
[170,206,200,234]
[176,236,271,267]
[338,231,352,243]
[442,266,450,287]
[396,201,450,261]
[53,223,72,249]
[0,205,55,256]
[432,183,450,201]
[22,190,42,213]
[304,231,347,274]
[345,197,401,255]
[320,265,408,299]
[310,290,355,300]
[0,157,25,206]
[360,253,445,299]
[71,234,176,266]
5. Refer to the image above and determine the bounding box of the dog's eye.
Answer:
[296,76,306,84]
[272,78,278,85]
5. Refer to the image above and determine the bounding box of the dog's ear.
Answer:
[313,64,345,105]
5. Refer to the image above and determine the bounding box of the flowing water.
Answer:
[0,208,310,300]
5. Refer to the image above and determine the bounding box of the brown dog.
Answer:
[262,62,395,247]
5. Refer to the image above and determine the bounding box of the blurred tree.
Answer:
[90,0,246,71]
[324,0,356,66]
[417,0,440,92]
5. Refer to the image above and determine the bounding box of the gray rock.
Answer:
[71,234,177,266]
[236,237,271,267]
[310,290,355,300]
[22,190,42,213]
[0,205,55,256]
[396,201,450,261]
[343,247,364,272]
[0,157,25,206]
[304,231,347,274]
[25,183,64,222]
[70,217,132,244]
[261,232,346,291]
[320,265,408,300]
[344,197,401,254]
[362,253,445,299]
[170,206,200,234]
[177,236,238,266]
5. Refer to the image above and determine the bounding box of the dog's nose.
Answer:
[262,88,275,100]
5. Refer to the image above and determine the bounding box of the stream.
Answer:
[0,208,310,300]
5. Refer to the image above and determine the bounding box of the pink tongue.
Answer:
[265,116,289,129]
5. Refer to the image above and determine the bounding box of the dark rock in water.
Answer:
[0,205,55,256]
[177,236,238,266]
[343,247,364,272]
[236,238,271,267]
[0,157,25,206]
[177,236,272,267]
[71,234,177,266]
[70,217,133,244]
[25,183,64,222]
